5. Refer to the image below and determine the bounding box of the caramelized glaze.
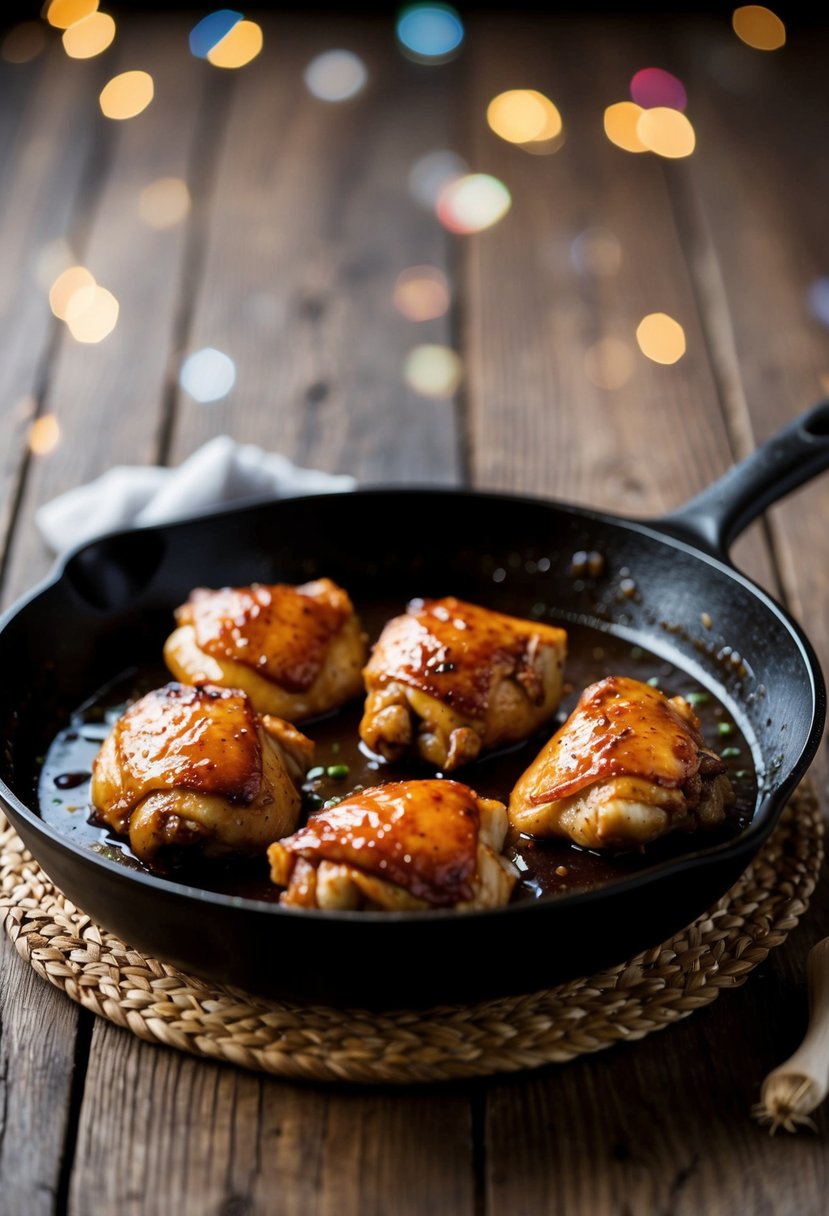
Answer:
[364,596,567,715]
[275,780,481,905]
[523,676,702,804]
[177,579,352,692]
[92,683,262,821]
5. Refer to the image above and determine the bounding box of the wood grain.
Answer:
[0,46,110,1216]
[1,15,828,1216]
[168,17,459,484]
[0,950,87,1216]
[1,20,212,605]
[461,17,776,589]
[64,17,474,1216]
[0,45,105,580]
[678,20,829,795]
[69,1033,474,1216]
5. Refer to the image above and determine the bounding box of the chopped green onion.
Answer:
[721,746,741,759]
[306,766,325,781]
[735,770,749,780]
[323,795,345,809]
[647,676,660,687]
[717,722,734,737]
[327,763,350,780]
[686,692,709,707]
[305,793,323,810]
[331,741,341,755]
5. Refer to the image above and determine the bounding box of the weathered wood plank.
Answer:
[679,19,829,799]
[485,974,827,1216]
[1,18,215,1216]
[461,16,775,588]
[0,951,88,1216]
[69,1035,474,1216]
[66,17,473,1216]
[0,44,114,1216]
[1,19,213,606]
[0,44,105,578]
[462,18,827,1216]
[168,18,458,484]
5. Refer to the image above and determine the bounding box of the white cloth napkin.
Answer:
[36,435,356,554]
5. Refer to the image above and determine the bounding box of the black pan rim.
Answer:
[0,485,824,926]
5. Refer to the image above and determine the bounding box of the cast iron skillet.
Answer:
[2,402,829,1008]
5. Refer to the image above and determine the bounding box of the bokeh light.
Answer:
[583,338,635,390]
[180,347,236,402]
[403,345,463,397]
[570,228,622,277]
[2,22,47,63]
[630,67,687,112]
[437,174,511,234]
[393,266,451,321]
[189,9,242,58]
[408,150,467,209]
[49,266,96,320]
[29,415,61,456]
[99,71,154,120]
[207,19,263,69]
[636,313,686,364]
[808,278,829,329]
[603,102,648,153]
[46,0,98,30]
[304,50,367,102]
[732,6,786,51]
[636,107,696,158]
[65,285,120,343]
[138,177,191,229]
[487,90,562,145]
[62,11,116,59]
[396,4,464,63]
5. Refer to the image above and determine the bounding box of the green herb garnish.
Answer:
[306,766,325,781]
[721,746,741,759]
[327,763,350,780]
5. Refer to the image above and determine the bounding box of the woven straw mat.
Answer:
[0,785,822,1085]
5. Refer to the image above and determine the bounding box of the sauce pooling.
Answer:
[38,618,756,904]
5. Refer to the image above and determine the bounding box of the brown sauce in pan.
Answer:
[38,615,757,904]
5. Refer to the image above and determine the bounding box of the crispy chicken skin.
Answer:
[509,675,734,849]
[164,578,367,721]
[360,597,567,771]
[91,683,313,863]
[268,779,517,911]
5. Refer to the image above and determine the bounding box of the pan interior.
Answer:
[0,489,817,906]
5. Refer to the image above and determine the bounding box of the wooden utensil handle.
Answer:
[760,937,829,1125]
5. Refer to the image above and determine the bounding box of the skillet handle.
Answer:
[658,400,829,558]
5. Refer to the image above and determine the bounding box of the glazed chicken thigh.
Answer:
[164,578,366,720]
[360,597,567,771]
[509,675,734,849]
[268,779,517,911]
[91,683,313,863]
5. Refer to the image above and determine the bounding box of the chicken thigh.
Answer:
[509,675,734,849]
[360,597,567,771]
[91,683,313,863]
[164,578,366,720]
[268,779,517,911]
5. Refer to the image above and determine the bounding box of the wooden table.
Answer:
[1,12,828,1214]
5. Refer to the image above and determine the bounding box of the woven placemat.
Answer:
[0,786,822,1085]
